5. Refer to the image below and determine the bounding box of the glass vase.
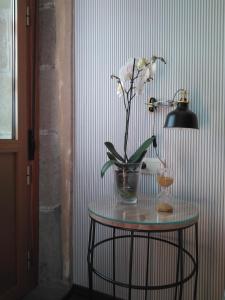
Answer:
[114,163,141,204]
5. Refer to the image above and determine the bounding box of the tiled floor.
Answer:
[23,284,102,300]
[22,283,71,300]
[66,296,86,300]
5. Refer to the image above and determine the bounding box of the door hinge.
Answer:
[26,165,32,185]
[27,250,32,272]
[26,5,31,27]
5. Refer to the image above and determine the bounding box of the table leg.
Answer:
[178,229,184,300]
[87,219,96,300]
[193,223,199,300]
[113,228,116,299]
[145,233,150,300]
[174,231,181,300]
[128,232,134,300]
[87,219,93,292]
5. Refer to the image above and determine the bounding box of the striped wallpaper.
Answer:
[73,0,225,299]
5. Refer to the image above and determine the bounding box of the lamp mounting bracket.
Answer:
[147,97,157,112]
[146,89,190,112]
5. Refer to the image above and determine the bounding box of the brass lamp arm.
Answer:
[146,88,188,112]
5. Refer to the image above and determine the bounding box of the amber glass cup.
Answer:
[156,168,174,202]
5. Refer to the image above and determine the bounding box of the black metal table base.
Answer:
[87,219,198,300]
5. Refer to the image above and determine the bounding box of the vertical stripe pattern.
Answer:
[73,1,225,299]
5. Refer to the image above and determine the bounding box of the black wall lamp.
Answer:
[147,89,199,129]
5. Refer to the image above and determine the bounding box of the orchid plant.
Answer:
[101,56,166,177]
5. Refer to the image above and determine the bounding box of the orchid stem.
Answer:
[123,58,136,162]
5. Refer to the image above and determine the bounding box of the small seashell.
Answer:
[156,202,173,213]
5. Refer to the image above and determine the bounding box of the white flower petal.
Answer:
[150,62,157,76]
[136,57,149,70]
[117,83,124,97]
[119,61,134,81]
[135,77,145,95]
[119,59,138,81]
[142,67,150,81]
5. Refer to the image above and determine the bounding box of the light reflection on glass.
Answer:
[0,0,17,139]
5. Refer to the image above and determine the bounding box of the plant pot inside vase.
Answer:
[114,163,141,204]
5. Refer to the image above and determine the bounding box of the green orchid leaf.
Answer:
[132,150,147,164]
[106,151,117,161]
[128,137,154,162]
[107,152,124,168]
[101,160,115,178]
[104,142,125,162]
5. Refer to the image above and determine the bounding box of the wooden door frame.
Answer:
[17,0,40,293]
[0,0,39,298]
[26,0,39,291]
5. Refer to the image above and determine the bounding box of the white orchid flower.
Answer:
[113,56,165,99]
[136,57,149,70]
[148,60,157,78]
[117,82,124,97]
[135,64,153,95]
[140,60,156,82]
[151,61,157,74]
[135,77,145,95]
[142,67,150,81]
[119,60,134,81]
[136,57,157,82]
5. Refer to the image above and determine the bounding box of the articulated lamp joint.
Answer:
[146,88,198,129]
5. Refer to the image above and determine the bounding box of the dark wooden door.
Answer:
[0,0,38,299]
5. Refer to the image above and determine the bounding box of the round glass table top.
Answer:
[88,195,199,230]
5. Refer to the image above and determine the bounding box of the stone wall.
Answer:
[39,0,72,285]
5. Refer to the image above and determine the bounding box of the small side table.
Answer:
[87,195,199,300]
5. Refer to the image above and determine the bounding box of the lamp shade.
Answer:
[164,102,198,129]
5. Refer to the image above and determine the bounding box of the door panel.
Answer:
[0,0,38,299]
[0,154,16,294]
